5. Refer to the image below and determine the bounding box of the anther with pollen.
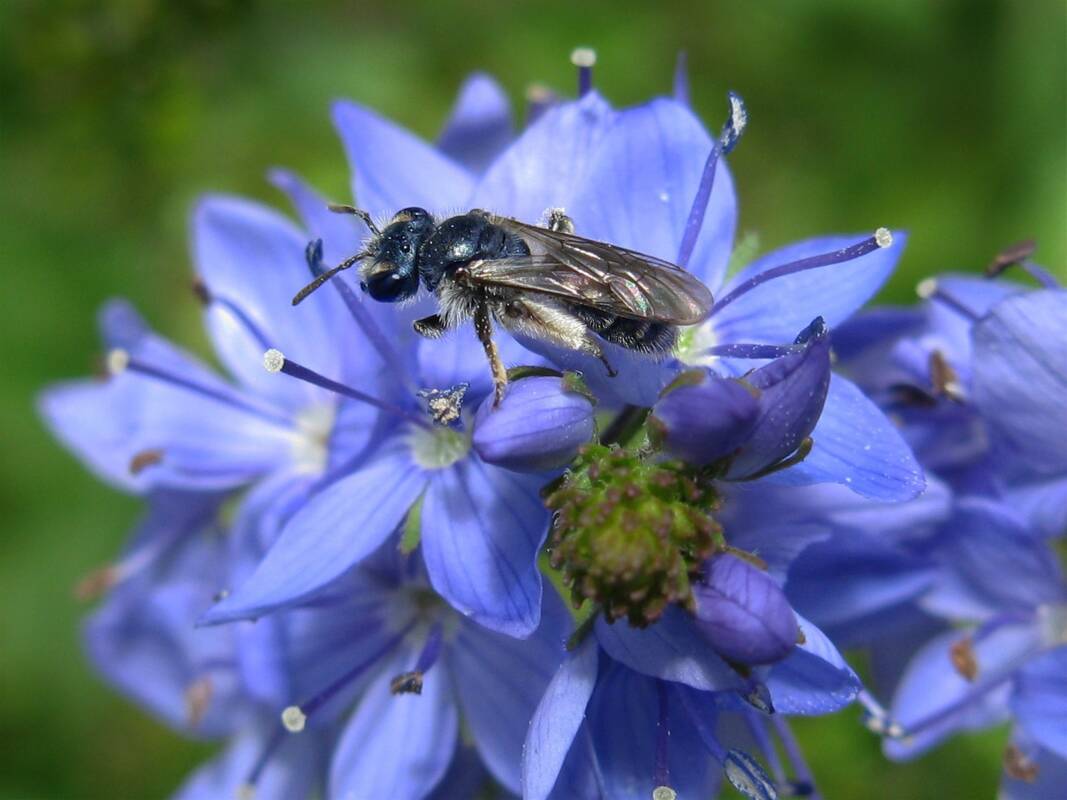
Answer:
[570,47,596,96]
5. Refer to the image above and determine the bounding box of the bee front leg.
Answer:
[473,304,508,406]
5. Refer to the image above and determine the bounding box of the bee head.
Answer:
[361,207,434,302]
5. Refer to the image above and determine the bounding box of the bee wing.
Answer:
[466,216,714,324]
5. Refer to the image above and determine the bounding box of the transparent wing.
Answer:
[465,215,714,325]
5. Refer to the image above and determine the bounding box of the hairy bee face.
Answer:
[361,207,434,302]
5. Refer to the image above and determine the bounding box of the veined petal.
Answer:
[450,590,569,793]
[713,232,907,346]
[595,606,743,691]
[567,97,736,289]
[436,72,514,175]
[523,638,600,800]
[764,614,861,715]
[193,195,347,408]
[472,91,615,223]
[421,458,547,637]
[759,373,925,501]
[972,289,1067,477]
[202,443,425,623]
[332,100,474,219]
[329,657,458,800]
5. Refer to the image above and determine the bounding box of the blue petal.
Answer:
[651,372,759,466]
[472,91,615,223]
[436,72,514,175]
[173,726,322,800]
[329,657,458,800]
[421,458,547,636]
[1004,474,1067,539]
[426,747,491,800]
[1013,646,1067,759]
[567,97,736,291]
[472,375,595,473]
[720,518,832,585]
[449,590,569,793]
[332,100,474,219]
[763,614,861,715]
[268,169,364,268]
[523,638,599,800]
[712,232,907,346]
[1000,739,1067,800]
[203,443,426,623]
[594,606,743,691]
[416,323,537,401]
[759,373,925,501]
[972,289,1067,477]
[886,624,1039,760]
[192,195,349,409]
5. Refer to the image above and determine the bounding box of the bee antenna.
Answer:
[327,203,381,236]
[291,251,367,306]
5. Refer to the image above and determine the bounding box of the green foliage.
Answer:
[1,1,1062,796]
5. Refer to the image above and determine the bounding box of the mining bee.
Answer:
[292,206,714,405]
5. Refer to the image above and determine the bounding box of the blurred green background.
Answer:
[1,0,1063,797]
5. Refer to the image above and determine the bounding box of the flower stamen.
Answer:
[916,278,980,322]
[571,47,596,97]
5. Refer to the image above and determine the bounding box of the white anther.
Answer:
[263,348,285,373]
[106,348,130,376]
[652,787,678,800]
[916,277,939,299]
[281,705,306,733]
[728,93,748,136]
[875,227,893,248]
[570,47,597,68]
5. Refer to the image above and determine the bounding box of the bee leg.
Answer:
[413,314,449,339]
[474,304,508,406]
[597,349,618,377]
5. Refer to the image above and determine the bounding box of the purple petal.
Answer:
[886,624,1040,760]
[972,289,1067,476]
[594,605,743,690]
[692,554,799,665]
[472,375,595,472]
[329,658,458,800]
[173,727,322,800]
[764,614,861,715]
[332,100,474,219]
[449,590,568,793]
[436,72,514,175]
[651,372,759,466]
[192,195,348,409]
[472,91,615,223]
[421,458,547,636]
[759,373,925,501]
[523,638,599,800]
[1013,646,1067,759]
[203,443,426,623]
[724,322,831,479]
[712,232,908,346]
[567,97,736,290]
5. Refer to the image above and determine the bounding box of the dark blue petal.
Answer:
[329,657,458,800]
[332,100,474,218]
[421,458,547,637]
[567,97,736,291]
[472,376,595,472]
[724,324,831,479]
[759,373,925,501]
[472,91,615,223]
[712,232,907,347]
[595,606,744,690]
[426,747,491,800]
[1013,646,1067,759]
[193,195,350,409]
[651,372,759,466]
[436,72,514,175]
[692,554,798,665]
[449,589,568,793]
[523,638,600,800]
[763,615,861,715]
[203,443,426,623]
[972,289,1067,477]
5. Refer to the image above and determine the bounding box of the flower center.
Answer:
[407,419,472,470]
[675,322,719,367]
[290,403,336,474]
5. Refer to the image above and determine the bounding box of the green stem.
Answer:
[600,404,651,447]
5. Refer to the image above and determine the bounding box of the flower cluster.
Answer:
[40,54,1065,800]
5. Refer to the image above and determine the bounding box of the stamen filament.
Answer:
[653,681,672,789]
[108,350,291,426]
[673,51,690,105]
[772,716,821,799]
[571,48,596,97]
[263,349,428,428]
[743,714,787,785]
[712,231,892,318]
[243,726,287,792]
[414,622,444,673]
[703,342,803,360]
[916,278,981,322]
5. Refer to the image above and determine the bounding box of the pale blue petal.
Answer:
[437,72,514,175]
[1013,646,1067,759]
[763,614,861,715]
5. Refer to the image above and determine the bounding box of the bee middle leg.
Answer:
[474,304,509,407]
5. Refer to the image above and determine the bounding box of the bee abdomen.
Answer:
[571,306,677,354]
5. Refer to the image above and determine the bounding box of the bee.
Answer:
[292,206,714,405]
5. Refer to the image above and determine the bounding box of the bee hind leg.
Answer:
[414,314,449,339]
[474,305,508,407]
